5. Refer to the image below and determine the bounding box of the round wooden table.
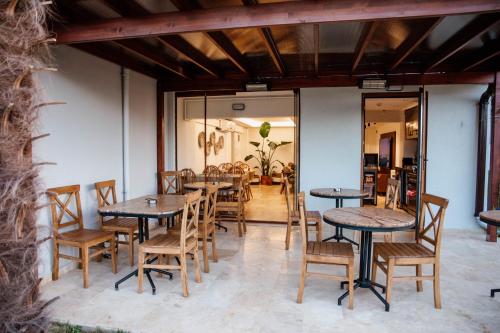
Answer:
[479,210,500,298]
[183,181,233,190]
[323,207,415,311]
[310,188,369,246]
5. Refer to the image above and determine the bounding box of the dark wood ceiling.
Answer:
[51,0,500,91]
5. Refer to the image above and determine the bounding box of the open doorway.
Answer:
[362,93,422,217]
[175,91,298,223]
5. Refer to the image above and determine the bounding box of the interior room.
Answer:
[3,1,500,333]
[363,97,419,215]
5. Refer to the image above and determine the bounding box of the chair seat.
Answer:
[58,228,114,243]
[169,222,214,236]
[374,242,435,259]
[102,217,138,232]
[306,241,353,258]
[139,233,197,253]
[291,210,321,222]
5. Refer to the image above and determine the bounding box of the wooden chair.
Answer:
[383,179,400,242]
[372,193,449,309]
[216,183,247,237]
[203,165,219,175]
[180,168,196,185]
[47,185,117,288]
[170,185,218,273]
[218,162,233,173]
[284,178,322,250]
[95,180,139,266]
[137,190,203,296]
[160,171,182,194]
[296,192,355,309]
[228,165,245,175]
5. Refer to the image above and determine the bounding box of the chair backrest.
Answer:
[180,168,196,181]
[298,192,308,253]
[180,190,202,251]
[384,179,400,210]
[160,171,181,194]
[284,177,292,218]
[47,185,83,236]
[207,168,222,177]
[417,193,449,256]
[203,184,218,228]
[94,179,118,223]
[218,163,233,173]
[229,165,245,175]
[203,165,218,175]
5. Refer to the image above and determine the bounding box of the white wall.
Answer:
[364,122,405,168]
[35,46,157,278]
[300,85,486,230]
[128,71,157,198]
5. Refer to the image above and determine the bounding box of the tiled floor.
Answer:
[42,223,500,333]
[245,184,288,223]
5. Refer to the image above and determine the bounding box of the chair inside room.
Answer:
[383,178,400,243]
[218,162,233,173]
[137,190,203,296]
[284,178,322,250]
[203,165,219,175]
[47,184,117,288]
[160,171,182,194]
[170,184,218,273]
[216,181,247,237]
[372,193,449,310]
[296,192,355,309]
[95,179,139,266]
[180,168,196,190]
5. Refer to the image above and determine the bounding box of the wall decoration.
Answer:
[198,131,205,148]
[198,131,225,156]
[217,136,224,149]
[405,106,418,139]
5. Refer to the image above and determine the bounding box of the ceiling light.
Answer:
[245,82,270,92]
[359,78,387,89]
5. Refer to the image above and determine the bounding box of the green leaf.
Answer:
[279,141,292,146]
[244,155,255,161]
[259,122,271,138]
[249,141,260,147]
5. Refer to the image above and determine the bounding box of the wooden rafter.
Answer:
[114,39,191,79]
[462,42,500,71]
[424,13,500,72]
[100,0,221,78]
[55,0,500,44]
[389,17,443,71]
[242,0,285,75]
[352,21,379,72]
[314,24,320,76]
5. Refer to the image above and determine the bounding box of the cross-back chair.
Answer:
[170,184,219,273]
[372,193,449,309]
[216,181,247,237]
[160,171,182,194]
[95,180,138,266]
[383,178,400,242]
[47,184,117,288]
[138,190,203,296]
[284,178,322,250]
[296,192,355,309]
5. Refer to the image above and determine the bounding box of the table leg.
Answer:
[491,289,500,297]
[114,217,173,292]
[323,199,359,248]
[338,231,390,311]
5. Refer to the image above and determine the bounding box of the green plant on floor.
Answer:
[244,122,291,176]
[49,322,129,333]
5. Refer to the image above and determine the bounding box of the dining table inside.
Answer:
[98,194,188,293]
[322,206,415,311]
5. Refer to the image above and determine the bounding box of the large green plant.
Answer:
[244,122,292,176]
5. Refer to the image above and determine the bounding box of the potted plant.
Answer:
[245,122,291,185]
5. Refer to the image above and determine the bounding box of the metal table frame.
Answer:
[323,215,414,312]
[99,208,182,294]
[478,212,500,298]
[310,189,369,248]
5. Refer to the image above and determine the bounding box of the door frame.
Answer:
[360,91,427,222]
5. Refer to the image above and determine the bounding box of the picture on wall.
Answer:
[405,106,418,139]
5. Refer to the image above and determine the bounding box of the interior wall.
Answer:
[35,46,157,278]
[364,122,405,168]
[300,85,486,230]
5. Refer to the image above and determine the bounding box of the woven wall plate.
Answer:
[198,132,205,148]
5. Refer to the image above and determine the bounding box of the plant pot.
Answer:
[260,175,273,185]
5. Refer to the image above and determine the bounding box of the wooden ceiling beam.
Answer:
[352,21,379,72]
[100,0,221,78]
[424,13,500,72]
[161,72,494,92]
[242,0,286,75]
[171,0,250,74]
[462,41,500,71]
[114,39,191,79]
[55,0,500,44]
[389,17,443,71]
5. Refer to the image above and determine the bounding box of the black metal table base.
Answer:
[337,230,391,311]
[491,288,500,297]
[323,226,359,248]
[216,223,228,232]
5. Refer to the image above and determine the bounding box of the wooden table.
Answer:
[98,194,186,292]
[310,188,369,246]
[323,207,415,311]
[183,181,233,190]
[479,210,500,297]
